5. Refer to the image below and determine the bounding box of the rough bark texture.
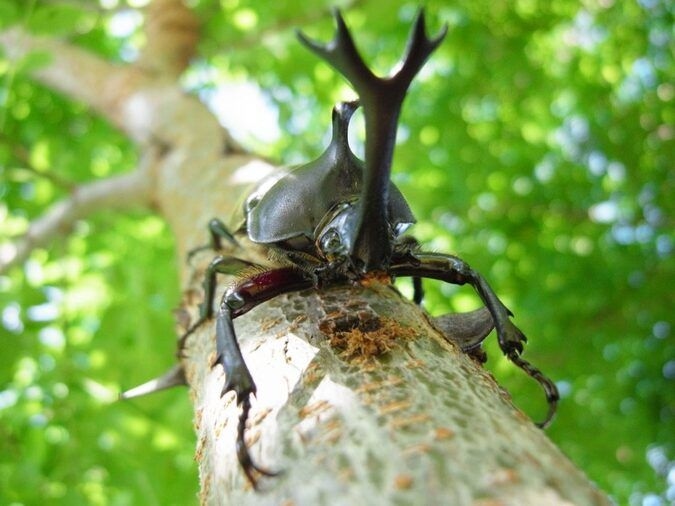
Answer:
[1,2,612,505]
[181,277,610,506]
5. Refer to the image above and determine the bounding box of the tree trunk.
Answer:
[182,275,611,506]
[1,2,611,505]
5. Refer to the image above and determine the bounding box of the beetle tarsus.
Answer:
[236,396,281,488]
[507,351,559,428]
[214,308,277,486]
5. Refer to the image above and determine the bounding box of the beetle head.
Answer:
[315,198,414,271]
[314,200,357,267]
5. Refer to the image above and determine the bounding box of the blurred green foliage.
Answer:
[1,0,673,504]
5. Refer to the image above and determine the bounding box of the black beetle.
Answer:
[178,10,559,487]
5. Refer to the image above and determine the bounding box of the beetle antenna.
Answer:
[297,10,446,271]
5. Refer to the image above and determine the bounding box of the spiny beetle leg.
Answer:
[390,251,558,425]
[187,218,240,264]
[213,307,278,486]
[212,267,313,485]
[391,252,526,352]
[177,255,262,356]
[412,276,424,305]
[431,307,494,355]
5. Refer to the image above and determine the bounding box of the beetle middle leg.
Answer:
[187,218,240,263]
[178,254,260,354]
[412,276,424,304]
[390,251,559,427]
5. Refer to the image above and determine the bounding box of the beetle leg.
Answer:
[390,252,559,427]
[214,266,313,486]
[393,236,424,304]
[412,276,424,304]
[187,218,240,263]
[508,353,559,429]
[207,218,239,250]
[178,255,261,355]
[213,304,279,485]
[431,307,494,361]
[119,364,187,399]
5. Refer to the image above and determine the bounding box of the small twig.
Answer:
[0,27,148,135]
[0,168,152,273]
[0,135,75,190]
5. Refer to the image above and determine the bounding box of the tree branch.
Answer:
[0,27,148,131]
[182,277,611,505]
[0,134,76,190]
[0,0,201,141]
[138,0,200,78]
[0,166,152,273]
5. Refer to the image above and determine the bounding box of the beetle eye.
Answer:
[320,229,343,254]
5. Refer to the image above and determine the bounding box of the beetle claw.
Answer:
[235,396,281,489]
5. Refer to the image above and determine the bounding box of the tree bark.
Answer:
[1,2,611,505]
[181,275,611,506]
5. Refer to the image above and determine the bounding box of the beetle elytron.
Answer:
[180,10,559,486]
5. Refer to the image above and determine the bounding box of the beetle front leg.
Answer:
[392,253,525,354]
[213,305,278,485]
[390,252,559,427]
[213,266,313,486]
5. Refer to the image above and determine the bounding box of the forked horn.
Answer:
[297,10,446,107]
[298,10,447,271]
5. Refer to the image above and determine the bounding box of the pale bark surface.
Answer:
[1,2,611,505]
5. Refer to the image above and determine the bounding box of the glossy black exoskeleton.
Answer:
[181,10,559,487]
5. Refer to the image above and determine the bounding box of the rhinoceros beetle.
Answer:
[180,10,559,486]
